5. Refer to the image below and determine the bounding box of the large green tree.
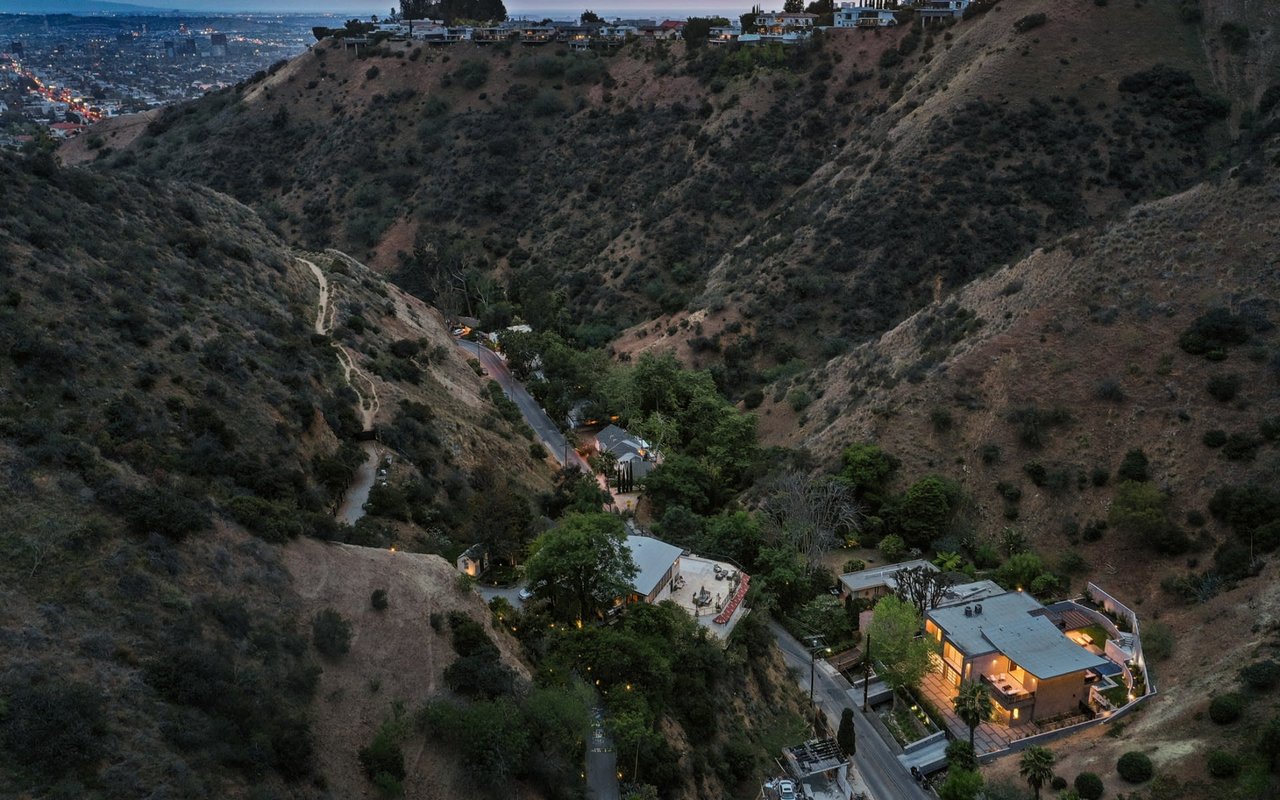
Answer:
[952,681,993,749]
[866,596,934,706]
[1019,746,1056,800]
[896,474,960,550]
[524,512,637,621]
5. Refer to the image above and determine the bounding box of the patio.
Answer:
[916,669,1034,755]
[668,555,748,640]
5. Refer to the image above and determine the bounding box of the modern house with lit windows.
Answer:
[924,590,1110,725]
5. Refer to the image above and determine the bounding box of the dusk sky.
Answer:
[102,0,751,17]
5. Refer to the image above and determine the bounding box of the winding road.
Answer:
[770,622,931,800]
[455,338,591,471]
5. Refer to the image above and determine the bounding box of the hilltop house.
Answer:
[918,0,971,25]
[456,543,487,577]
[833,6,898,27]
[754,11,817,41]
[709,24,743,44]
[624,534,684,604]
[837,559,937,601]
[925,590,1110,724]
[594,423,657,483]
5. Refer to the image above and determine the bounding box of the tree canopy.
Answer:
[524,512,637,621]
[867,596,934,701]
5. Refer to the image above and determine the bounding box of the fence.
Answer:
[1086,582,1154,693]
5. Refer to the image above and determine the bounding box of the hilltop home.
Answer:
[918,0,971,25]
[837,559,937,601]
[833,6,899,28]
[625,534,683,604]
[925,591,1109,724]
[754,11,817,41]
[594,423,657,481]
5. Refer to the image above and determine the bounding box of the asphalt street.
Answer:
[586,705,620,800]
[770,621,931,800]
[455,338,592,472]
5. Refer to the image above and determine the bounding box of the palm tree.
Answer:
[1019,746,1056,800]
[952,680,994,749]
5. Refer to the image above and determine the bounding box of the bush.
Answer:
[1117,751,1153,783]
[1117,449,1150,482]
[358,722,406,786]
[1202,429,1227,448]
[1207,749,1241,778]
[1178,308,1250,356]
[365,65,380,80]
[312,608,353,657]
[1240,660,1280,691]
[1051,775,1068,790]
[1220,21,1249,52]
[1221,432,1259,461]
[1208,692,1244,724]
[879,533,907,562]
[1014,13,1048,33]
[0,680,107,778]
[371,589,389,610]
[1207,374,1242,402]
[1075,771,1104,800]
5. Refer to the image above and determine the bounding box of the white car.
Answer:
[778,779,797,800]
[517,587,533,602]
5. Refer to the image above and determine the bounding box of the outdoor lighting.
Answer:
[389,546,396,553]
[576,620,584,629]
[625,683,633,691]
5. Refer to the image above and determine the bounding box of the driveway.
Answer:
[770,622,931,800]
[455,338,591,471]
[587,705,620,800]
[476,583,524,607]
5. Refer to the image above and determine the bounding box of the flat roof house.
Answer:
[625,534,683,604]
[838,559,937,601]
[925,591,1109,725]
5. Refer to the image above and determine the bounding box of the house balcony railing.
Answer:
[981,674,1036,710]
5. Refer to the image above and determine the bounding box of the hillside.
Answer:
[778,151,1280,791]
[79,0,1272,395]
[0,151,549,797]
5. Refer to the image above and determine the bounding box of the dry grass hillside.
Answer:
[0,151,549,798]
[78,0,1270,400]
[282,538,533,800]
[768,164,1280,793]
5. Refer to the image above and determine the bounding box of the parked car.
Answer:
[778,779,797,800]
[517,587,533,602]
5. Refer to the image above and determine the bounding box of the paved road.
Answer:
[586,705,620,800]
[476,583,524,607]
[456,339,591,471]
[770,622,931,800]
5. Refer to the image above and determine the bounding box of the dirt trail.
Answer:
[301,255,380,431]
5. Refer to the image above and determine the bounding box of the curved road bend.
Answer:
[455,339,592,472]
[770,622,931,800]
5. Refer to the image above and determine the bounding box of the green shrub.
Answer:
[1221,432,1259,461]
[1117,449,1150,482]
[1208,692,1244,724]
[0,680,107,778]
[312,608,353,657]
[358,721,406,787]
[1202,429,1227,448]
[1207,749,1241,778]
[1207,374,1242,401]
[1219,21,1249,52]
[1074,771,1104,800]
[1178,308,1250,356]
[1013,13,1048,33]
[1117,751,1153,783]
[843,558,866,573]
[371,589,389,610]
[1240,660,1280,691]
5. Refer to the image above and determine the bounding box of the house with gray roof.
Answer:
[838,558,937,601]
[594,424,658,485]
[625,534,683,604]
[925,590,1109,725]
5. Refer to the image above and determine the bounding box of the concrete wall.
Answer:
[1033,672,1087,720]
